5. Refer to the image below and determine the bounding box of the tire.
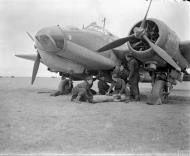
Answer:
[148,80,166,105]
[153,80,166,102]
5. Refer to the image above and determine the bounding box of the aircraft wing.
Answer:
[180,41,190,65]
[111,44,132,60]
[15,54,37,62]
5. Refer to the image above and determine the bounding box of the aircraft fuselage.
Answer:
[34,25,119,75]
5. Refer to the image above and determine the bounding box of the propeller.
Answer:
[26,31,34,42]
[97,0,181,71]
[26,31,41,84]
[97,0,153,52]
[31,53,41,84]
[143,35,181,71]
[97,34,135,52]
[140,0,153,29]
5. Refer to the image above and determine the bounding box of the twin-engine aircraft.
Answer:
[16,0,190,104]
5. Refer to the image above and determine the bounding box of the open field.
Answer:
[0,77,190,155]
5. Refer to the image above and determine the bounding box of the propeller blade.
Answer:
[31,53,40,85]
[143,35,181,71]
[97,34,135,52]
[140,0,153,29]
[26,32,34,42]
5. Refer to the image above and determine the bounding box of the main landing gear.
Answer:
[147,80,167,105]
[147,72,177,105]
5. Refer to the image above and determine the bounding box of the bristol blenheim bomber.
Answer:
[16,0,190,104]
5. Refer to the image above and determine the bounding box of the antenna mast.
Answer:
[102,17,106,29]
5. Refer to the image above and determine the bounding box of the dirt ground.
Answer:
[0,77,190,155]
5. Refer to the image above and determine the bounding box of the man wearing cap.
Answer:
[125,54,140,101]
[119,64,129,82]
[106,74,127,101]
[112,64,129,82]
[112,65,120,77]
[71,76,94,103]
[97,76,110,95]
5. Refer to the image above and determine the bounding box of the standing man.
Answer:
[125,54,140,101]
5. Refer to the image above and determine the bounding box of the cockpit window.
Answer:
[63,26,80,31]
[85,22,115,37]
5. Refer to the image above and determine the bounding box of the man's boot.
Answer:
[73,96,81,103]
[50,91,61,96]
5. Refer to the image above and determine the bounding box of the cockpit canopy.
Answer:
[84,22,115,37]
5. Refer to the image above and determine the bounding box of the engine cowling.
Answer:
[127,18,188,70]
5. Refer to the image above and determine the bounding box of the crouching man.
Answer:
[97,76,110,95]
[106,74,128,101]
[71,76,94,103]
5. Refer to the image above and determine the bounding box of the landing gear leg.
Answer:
[147,80,167,105]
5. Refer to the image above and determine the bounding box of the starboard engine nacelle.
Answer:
[127,18,188,71]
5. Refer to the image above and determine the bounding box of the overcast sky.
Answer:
[0,0,190,76]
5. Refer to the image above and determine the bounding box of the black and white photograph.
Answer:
[0,0,190,155]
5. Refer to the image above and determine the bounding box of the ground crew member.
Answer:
[97,76,110,95]
[119,64,129,82]
[71,76,94,103]
[112,64,129,82]
[106,74,128,101]
[89,76,97,95]
[50,76,73,96]
[125,54,140,101]
[112,65,120,77]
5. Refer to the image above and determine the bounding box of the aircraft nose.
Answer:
[35,26,65,52]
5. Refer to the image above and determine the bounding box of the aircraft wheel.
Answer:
[147,80,166,105]
[153,80,166,101]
